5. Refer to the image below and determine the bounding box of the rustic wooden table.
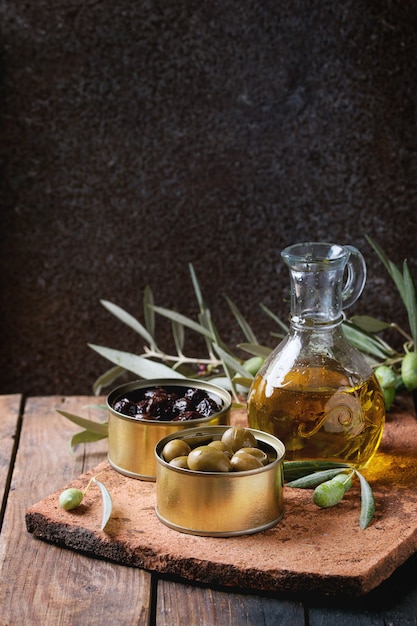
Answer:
[1,394,417,625]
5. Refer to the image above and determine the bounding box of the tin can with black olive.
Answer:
[155,425,285,536]
[106,379,232,481]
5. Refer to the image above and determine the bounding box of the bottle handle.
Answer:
[342,245,367,309]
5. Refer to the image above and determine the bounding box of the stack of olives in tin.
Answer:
[161,426,272,472]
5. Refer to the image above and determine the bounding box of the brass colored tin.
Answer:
[155,426,285,536]
[107,379,231,481]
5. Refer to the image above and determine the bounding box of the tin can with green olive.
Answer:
[155,425,285,536]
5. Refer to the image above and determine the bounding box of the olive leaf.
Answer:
[355,470,375,530]
[57,409,109,451]
[88,344,185,379]
[238,342,273,359]
[69,430,108,450]
[283,460,352,482]
[150,306,214,341]
[171,319,185,358]
[197,306,218,361]
[366,236,407,303]
[285,467,352,488]
[349,315,393,334]
[226,296,259,344]
[366,235,417,347]
[232,375,257,389]
[189,262,205,310]
[342,320,395,361]
[143,285,156,339]
[92,365,126,396]
[100,299,157,350]
[259,303,289,334]
[206,346,239,401]
[213,344,254,379]
[403,261,417,347]
[92,477,113,531]
[57,410,109,436]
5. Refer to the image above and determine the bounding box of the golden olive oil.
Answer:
[247,366,385,469]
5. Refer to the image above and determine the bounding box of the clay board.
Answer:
[25,400,417,597]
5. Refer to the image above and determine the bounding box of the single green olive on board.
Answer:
[312,476,346,508]
[401,352,417,391]
[187,445,232,472]
[162,439,192,463]
[331,472,353,493]
[230,451,264,471]
[59,488,84,511]
[221,426,257,452]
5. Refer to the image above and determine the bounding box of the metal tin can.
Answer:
[155,425,285,536]
[107,379,232,481]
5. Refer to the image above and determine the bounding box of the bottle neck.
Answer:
[287,265,346,325]
[289,313,345,332]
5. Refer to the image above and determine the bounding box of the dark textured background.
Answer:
[1,1,416,396]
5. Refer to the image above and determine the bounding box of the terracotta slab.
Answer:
[25,398,417,597]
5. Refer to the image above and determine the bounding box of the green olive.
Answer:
[234,447,269,465]
[221,426,257,452]
[380,385,396,412]
[168,455,189,469]
[208,440,234,458]
[230,451,263,471]
[243,356,265,376]
[374,364,396,389]
[187,445,232,472]
[312,477,346,508]
[182,434,213,448]
[401,352,417,391]
[331,472,353,493]
[375,364,397,410]
[59,488,84,511]
[162,439,192,462]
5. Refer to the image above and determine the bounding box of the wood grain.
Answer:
[156,579,305,625]
[0,394,22,524]
[4,394,417,625]
[0,395,152,625]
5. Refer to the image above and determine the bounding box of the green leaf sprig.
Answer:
[87,263,275,403]
[56,408,108,451]
[84,241,417,412]
[284,461,375,530]
[361,236,417,407]
[59,475,112,531]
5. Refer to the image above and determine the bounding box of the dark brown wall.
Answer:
[1,1,417,396]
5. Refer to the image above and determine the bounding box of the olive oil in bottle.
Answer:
[247,242,385,469]
[247,365,385,468]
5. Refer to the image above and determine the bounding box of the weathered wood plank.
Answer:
[308,551,417,625]
[0,394,22,524]
[0,396,152,626]
[156,580,305,626]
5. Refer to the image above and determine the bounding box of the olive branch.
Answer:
[283,461,374,530]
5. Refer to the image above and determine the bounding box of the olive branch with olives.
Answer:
[283,461,374,530]
[57,236,416,530]
[79,235,417,410]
